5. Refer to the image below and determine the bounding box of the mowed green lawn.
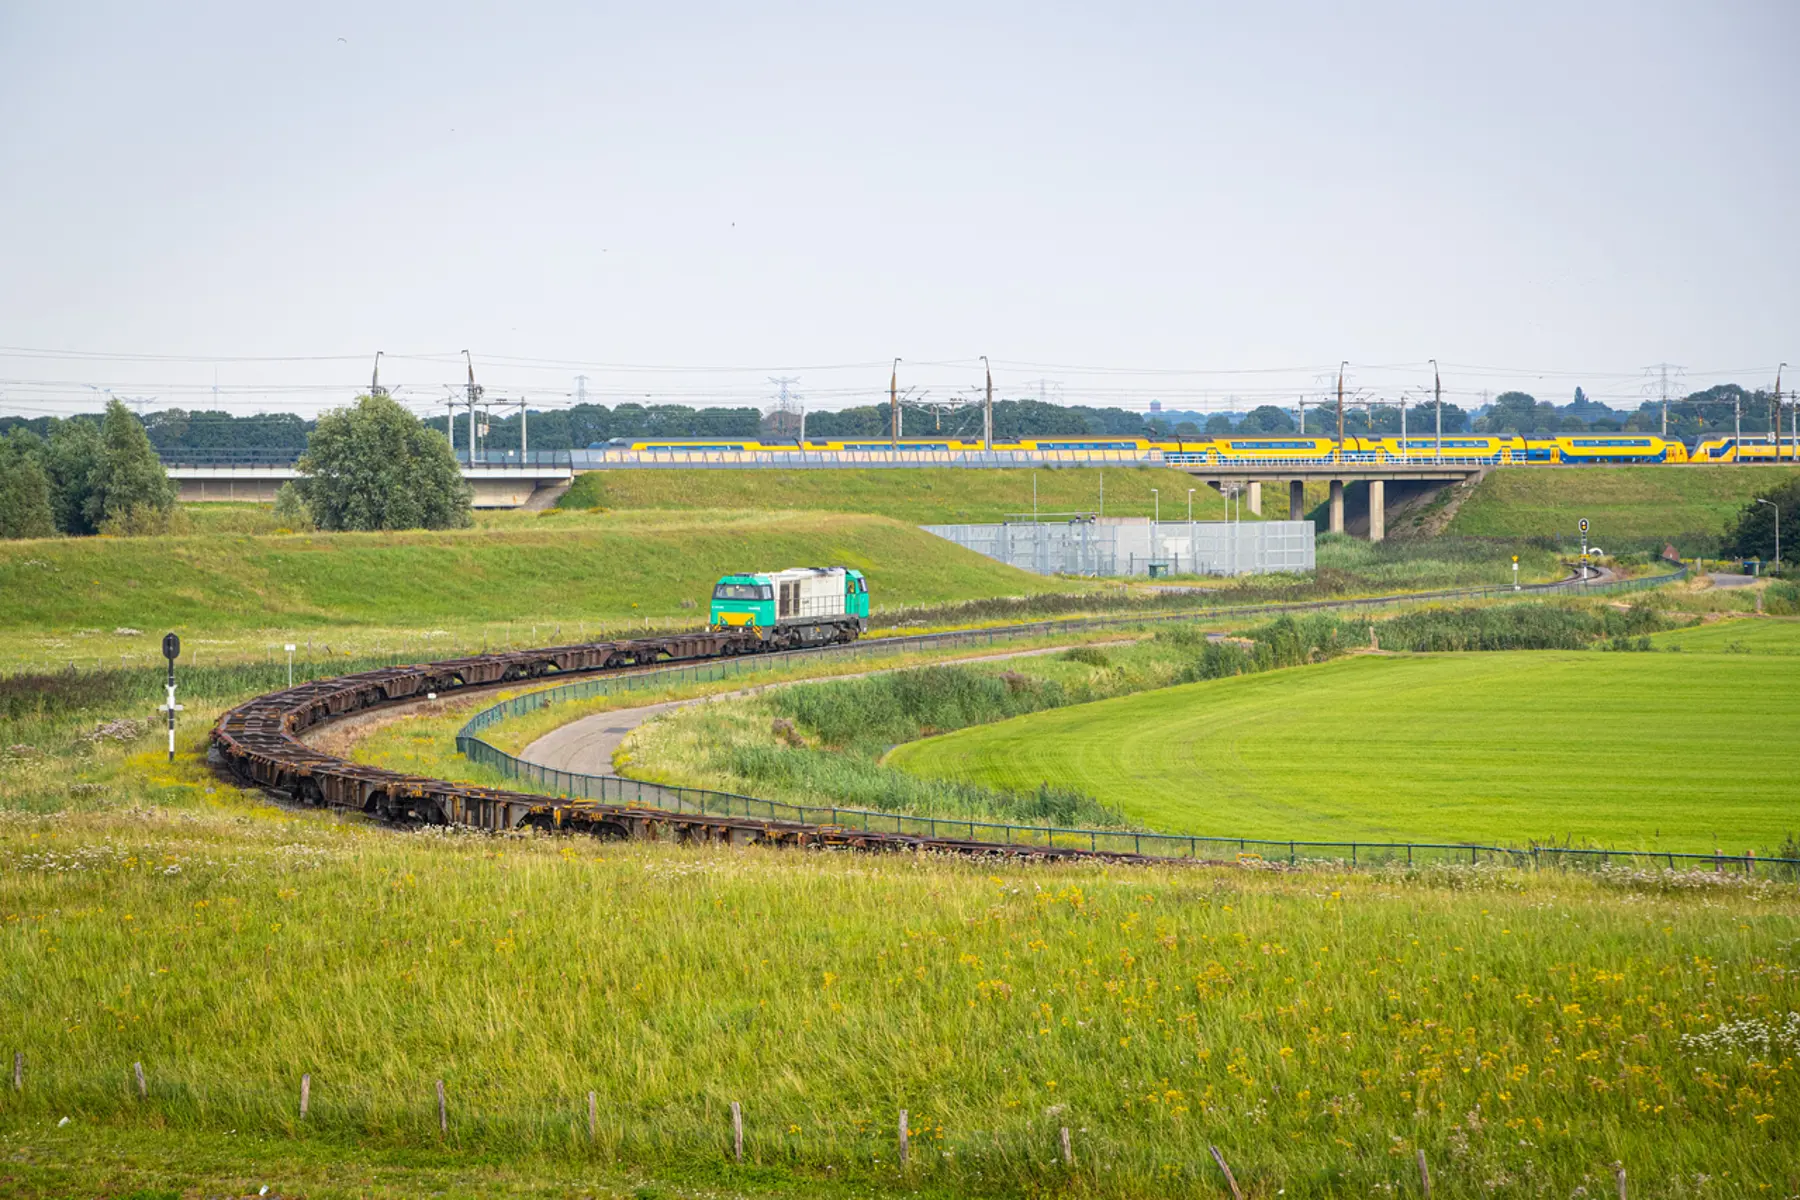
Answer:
[1652,614,1800,653]
[887,649,1800,852]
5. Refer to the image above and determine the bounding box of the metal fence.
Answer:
[1162,452,1506,467]
[567,448,1165,470]
[922,520,1315,577]
[442,565,1800,876]
[460,722,1798,877]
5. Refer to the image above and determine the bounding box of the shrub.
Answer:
[272,482,315,532]
[774,665,1067,749]
[1765,581,1800,616]
[99,501,191,537]
[1371,603,1679,652]
[1060,645,1113,668]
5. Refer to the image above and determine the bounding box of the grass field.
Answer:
[2,802,1796,1199]
[0,510,1083,671]
[558,466,1316,524]
[1447,465,1800,550]
[888,646,1800,853]
[1653,614,1800,653]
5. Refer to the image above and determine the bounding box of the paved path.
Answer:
[520,641,1127,776]
[1708,573,1760,588]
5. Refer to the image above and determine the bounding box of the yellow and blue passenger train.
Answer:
[585,433,1744,465]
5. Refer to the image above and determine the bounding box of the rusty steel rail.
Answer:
[209,629,1169,863]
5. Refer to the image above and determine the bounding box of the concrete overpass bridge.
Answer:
[1167,460,1487,541]
[163,452,573,509]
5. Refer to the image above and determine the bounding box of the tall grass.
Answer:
[776,664,1074,747]
[1,807,1796,1196]
[1374,602,1680,653]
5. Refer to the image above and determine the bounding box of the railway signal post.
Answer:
[161,633,183,764]
[1512,555,1519,591]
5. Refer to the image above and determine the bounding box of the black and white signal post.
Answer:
[161,633,183,763]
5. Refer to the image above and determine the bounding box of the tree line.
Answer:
[0,400,178,538]
[1,383,1787,456]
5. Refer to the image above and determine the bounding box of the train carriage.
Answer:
[710,566,869,649]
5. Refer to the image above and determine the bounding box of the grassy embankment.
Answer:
[1,802,1797,1199]
[889,621,1800,853]
[1447,464,1800,551]
[0,509,1084,673]
[557,466,1324,524]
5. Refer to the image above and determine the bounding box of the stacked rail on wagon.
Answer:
[209,631,1162,863]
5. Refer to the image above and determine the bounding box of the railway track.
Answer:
[210,629,1160,863]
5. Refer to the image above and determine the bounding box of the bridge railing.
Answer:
[1162,452,1504,467]
[158,448,577,470]
[155,448,304,467]
[460,450,575,468]
[568,448,1165,469]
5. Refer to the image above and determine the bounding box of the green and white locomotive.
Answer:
[709,566,869,648]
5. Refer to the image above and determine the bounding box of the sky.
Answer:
[1,1,1795,419]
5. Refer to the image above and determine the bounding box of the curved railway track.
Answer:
[210,562,1669,863]
[210,629,1150,862]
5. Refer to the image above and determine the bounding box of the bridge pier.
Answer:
[1328,480,1345,533]
[1246,481,1262,515]
[1288,479,1305,520]
[1368,479,1385,543]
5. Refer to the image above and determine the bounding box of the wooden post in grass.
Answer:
[1209,1145,1243,1200]
[436,1079,447,1135]
[299,1073,310,1119]
[588,1090,597,1142]
[730,1101,743,1164]
[898,1109,909,1169]
[1417,1148,1431,1196]
[1613,1162,1627,1199]
[133,1062,146,1098]
[12,1052,21,1091]
[1060,1125,1073,1167]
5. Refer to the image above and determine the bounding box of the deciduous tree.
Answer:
[0,430,57,539]
[85,400,178,532]
[296,394,472,531]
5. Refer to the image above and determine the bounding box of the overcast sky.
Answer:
[1,1,1795,417]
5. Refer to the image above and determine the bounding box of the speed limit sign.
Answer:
[1578,518,1590,535]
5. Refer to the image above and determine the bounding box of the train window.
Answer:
[713,583,769,601]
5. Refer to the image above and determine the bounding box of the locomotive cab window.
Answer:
[713,583,770,601]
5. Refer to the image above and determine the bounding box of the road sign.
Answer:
[162,633,180,662]
[1578,518,1589,535]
